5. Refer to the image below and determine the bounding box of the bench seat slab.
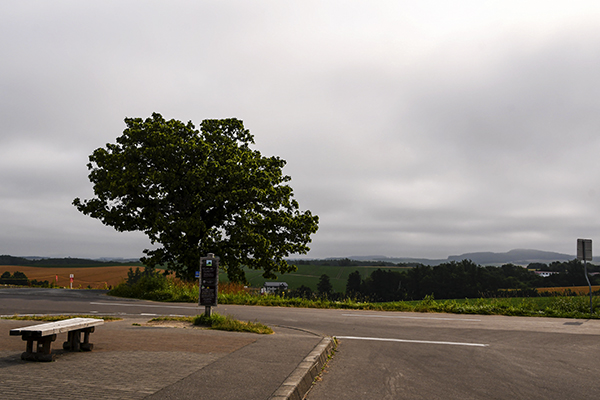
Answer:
[10,318,104,337]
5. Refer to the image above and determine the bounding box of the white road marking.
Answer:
[140,313,158,316]
[336,336,489,347]
[342,313,481,322]
[89,302,198,310]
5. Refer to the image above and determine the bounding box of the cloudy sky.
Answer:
[2,1,600,260]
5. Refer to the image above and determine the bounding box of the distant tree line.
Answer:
[293,258,409,267]
[344,259,600,301]
[0,255,141,267]
[290,259,600,301]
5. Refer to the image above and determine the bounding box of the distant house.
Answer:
[262,282,288,294]
[534,271,559,278]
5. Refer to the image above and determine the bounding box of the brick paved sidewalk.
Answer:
[0,318,321,399]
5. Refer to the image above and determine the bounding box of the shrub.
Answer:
[109,267,170,300]
[0,271,29,285]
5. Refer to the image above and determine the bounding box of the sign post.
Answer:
[199,253,219,317]
[577,239,593,315]
[69,274,74,289]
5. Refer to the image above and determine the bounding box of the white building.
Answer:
[262,282,289,294]
[534,271,559,278]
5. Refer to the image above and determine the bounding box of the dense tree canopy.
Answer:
[317,274,333,296]
[73,113,319,282]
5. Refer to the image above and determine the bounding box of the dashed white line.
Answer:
[336,336,489,347]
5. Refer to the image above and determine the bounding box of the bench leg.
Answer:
[21,334,56,362]
[81,327,94,351]
[63,327,95,352]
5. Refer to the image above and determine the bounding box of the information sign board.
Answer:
[199,254,219,307]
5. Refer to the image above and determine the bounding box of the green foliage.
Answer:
[317,274,333,296]
[193,312,273,334]
[109,268,197,302]
[289,284,313,298]
[74,113,318,282]
[106,274,599,319]
[218,292,600,319]
[361,269,403,301]
[225,264,402,293]
[539,259,599,287]
[30,279,50,287]
[12,271,27,280]
[126,266,161,286]
[0,271,29,285]
[344,260,558,301]
[345,270,362,297]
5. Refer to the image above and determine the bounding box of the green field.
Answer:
[219,264,411,292]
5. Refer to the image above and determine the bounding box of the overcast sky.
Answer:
[2,1,600,260]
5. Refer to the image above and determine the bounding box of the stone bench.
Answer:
[10,317,104,362]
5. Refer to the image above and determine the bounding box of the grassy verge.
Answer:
[218,293,600,319]
[0,314,121,321]
[148,313,273,334]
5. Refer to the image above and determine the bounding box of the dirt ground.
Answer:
[0,265,134,289]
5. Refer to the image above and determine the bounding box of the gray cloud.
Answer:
[2,1,600,259]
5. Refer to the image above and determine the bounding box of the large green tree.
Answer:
[73,113,319,282]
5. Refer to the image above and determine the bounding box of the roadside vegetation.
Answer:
[1,271,52,288]
[107,264,600,320]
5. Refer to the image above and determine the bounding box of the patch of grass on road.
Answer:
[193,313,273,334]
[147,313,274,334]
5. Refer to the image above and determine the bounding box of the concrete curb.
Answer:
[269,336,336,400]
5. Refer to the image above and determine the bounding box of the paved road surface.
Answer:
[2,288,599,399]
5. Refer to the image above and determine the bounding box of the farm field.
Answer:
[220,264,411,292]
[0,265,132,289]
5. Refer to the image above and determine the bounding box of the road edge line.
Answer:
[268,336,336,400]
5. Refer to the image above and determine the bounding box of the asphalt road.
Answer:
[2,288,599,399]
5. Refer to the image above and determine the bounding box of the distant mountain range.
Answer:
[0,249,587,268]
[346,249,580,266]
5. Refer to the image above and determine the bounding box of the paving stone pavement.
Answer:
[0,317,323,400]
[0,350,220,399]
